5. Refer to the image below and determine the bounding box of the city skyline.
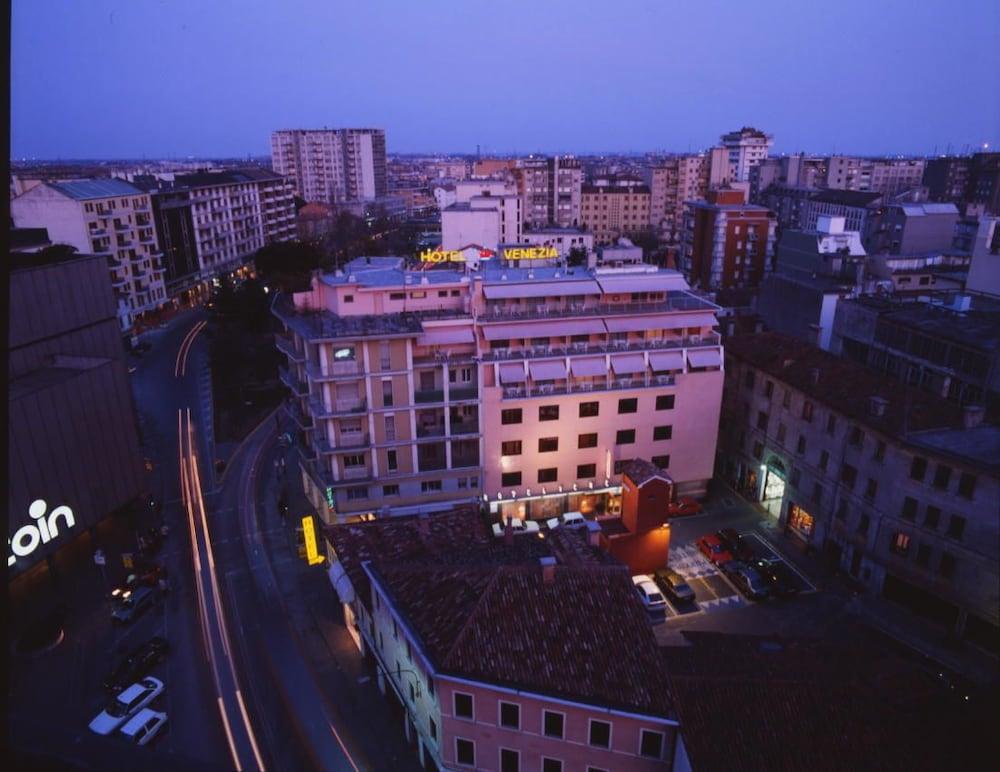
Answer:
[11,0,1000,159]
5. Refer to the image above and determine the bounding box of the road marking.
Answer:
[743,531,818,592]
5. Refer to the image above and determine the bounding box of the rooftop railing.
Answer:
[482,333,720,361]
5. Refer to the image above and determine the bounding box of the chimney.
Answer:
[962,405,985,430]
[539,556,556,584]
[585,519,602,547]
[809,367,820,385]
[503,516,514,546]
[869,396,888,417]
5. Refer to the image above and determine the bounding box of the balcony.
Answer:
[310,396,366,417]
[482,333,721,362]
[479,294,716,322]
[416,423,446,438]
[279,366,308,396]
[451,454,481,469]
[414,389,445,404]
[449,385,479,401]
[306,360,365,380]
[342,466,371,481]
[275,333,305,362]
[450,420,480,435]
[286,401,314,430]
[502,374,675,400]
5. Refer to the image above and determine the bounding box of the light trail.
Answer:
[174,320,207,378]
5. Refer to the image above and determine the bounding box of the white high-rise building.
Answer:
[271,128,387,204]
[720,127,774,183]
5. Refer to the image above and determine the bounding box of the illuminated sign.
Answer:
[325,486,335,511]
[418,246,559,263]
[502,247,558,260]
[301,515,325,566]
[8,499,76,568]
[419,249,466,263]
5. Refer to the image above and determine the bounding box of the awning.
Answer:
[544,318,607,336]
[499,364,527,384]
[483,324,534,341]
[595,274,689,294]
[328,561,355,604]
[649,351,685,371]
[529,360,567,381]
[687,349,722,369]
[484,279,601,299]
[481,318,604,340]
[604,312,718,333]
[610,354,646,374]
[570,357,608,377]
[417,327,475,346]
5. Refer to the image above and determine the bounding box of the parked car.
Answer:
[89,677,164,735]
[111,585,161,625]
[749,557,801,598]
[667,497,702,517]
[716,528,755,562]
[491,518,540,537]
[103,637,170,693]
[723,561,771,600]
[120,708,169,746]
[653,568,696,604]
[696,534,733,565]
[632,575,668,614]
[561,511,587,528]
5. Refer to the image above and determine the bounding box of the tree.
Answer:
[567,247,588,267]
[253,241,324,292]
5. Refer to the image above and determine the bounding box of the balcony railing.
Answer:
[448,385,479,401]
[286,401,313,429]
[451,455,481,469]
[275,333,305,362]
[450,420,480,435]
[414,389,445,404]
[482,333,720,362]
[310,396,367,417]
[479,295,715,322]
[342,466,371,480]
[306,360,365,380]
[416,424,446,438]
[279,366,308,396]
[502,374,675,400]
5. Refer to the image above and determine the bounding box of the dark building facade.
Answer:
[8,252,145,598]
[150,188,200,295]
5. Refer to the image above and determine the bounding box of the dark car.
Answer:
[749,557,801,598]
[111,585,161,625]
[653,568,696,604]
[103,637,170,692]
[716,528,755,562]
[722,561,770,600]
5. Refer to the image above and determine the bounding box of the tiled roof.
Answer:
[374,562,673,716]
[622,458,672,487]
[49,178,144,200]
[725,332,964,436]
[664,632,985,772]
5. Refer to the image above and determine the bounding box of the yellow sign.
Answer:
[502,246,558,260]
[419,249,466,263]
[301,515,325,565]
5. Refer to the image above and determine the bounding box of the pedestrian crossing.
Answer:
[699,594,747,611]
[670,544,718,579]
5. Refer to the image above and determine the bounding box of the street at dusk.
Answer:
[8,1,1000,771]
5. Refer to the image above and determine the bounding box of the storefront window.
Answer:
[788,503,814,539]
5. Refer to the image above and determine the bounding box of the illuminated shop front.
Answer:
[787,502,815,540]
[488,483,623,522]
[759,457,787,519]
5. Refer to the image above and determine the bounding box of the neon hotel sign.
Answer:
[8,499,76,567]
[419,246,559,263]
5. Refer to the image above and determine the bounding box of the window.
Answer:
[618,398,638,414]
[938,552,956,579]
[932,464,952,490]
[864,478,878,501]
[796,435,806,454]
[840,464,857,489]
[826,414,837,435]
[616,429,636,445]
[819,450,829,471]
[429,717,437,740]
[640,729,664,759]
[652,455,670,469]
[890,532,911,556]
[656,394,675,410]
[455,738,475,766]
[343,294,354,303]
[783,389,791,408]
[874,440,886,462]
[910,456,927,481]
[791,467,802,487]
[500,748,519,772]
[539,405,560,421]
[924,505,940,529]
[946,515,966,541]
[501,408,522,425]
[537,468,558,483]
[901,497,917,521]
[802,401,814,422]
[857,513,870,535]
[538,437,559,453]
[421,480,442,492]
[836,499,848,520]
[346,486,368,501]
[579,401,599,417]
[381,379,394,407]
[577,463,597,479]
[578,432,598,448]
[501,472,522,487]
[501,440,522,456]
[383,484,399,497]
[542,759,563,772]
[437,290,448,297]
[613,459,632,474]
[453,692,473,719]
[499,701,520,729]
[589,719,612,748]
[958,472,977,499]
[812,482,823,505]
[543,710,565,739]
[757,411,769,431]
[849,426,865,447]
[752,441,764,460]
[653,425,673,441]
[915,543,931,567]
[744,371,755,390]
[765,380,774,398]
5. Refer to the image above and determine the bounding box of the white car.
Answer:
[121,708,168,746]
[491,518,540,537]
[562,511,587,528]
[89,677,164,735]
[632,575,668,613]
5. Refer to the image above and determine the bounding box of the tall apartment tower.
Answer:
[720,127,773,183]
[648,155,711,240]
[515,156,583,228]
[271,129,387,204]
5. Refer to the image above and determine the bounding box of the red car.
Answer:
[668,497,703,517]
[697,534,733,566]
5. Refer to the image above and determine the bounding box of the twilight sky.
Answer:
[11,0,1000,159]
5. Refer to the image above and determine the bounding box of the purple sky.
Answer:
[11,0,1000,159]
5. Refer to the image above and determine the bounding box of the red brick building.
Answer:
[681,188,777,290]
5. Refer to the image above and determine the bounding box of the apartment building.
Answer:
[270,128,387,203]
[923,157,972,203]
[749,154,827,202]
[720,127,773,183]
[801,189,882,234]
[719,333,999,647]
[273,257,723,523]
[513,156,583,228]
[324,508,681,772]
[143,169,296,296]
[863,202,960,255]
[648,156,712,241]
[580,180,652,244]
[10,179,168,332]
[681,188,777,290]
[441,196,523,252]
[825,157,926,197]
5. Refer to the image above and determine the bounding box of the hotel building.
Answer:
[270,128,387,203]
[274,257,724,524]
[10,179,168,332]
